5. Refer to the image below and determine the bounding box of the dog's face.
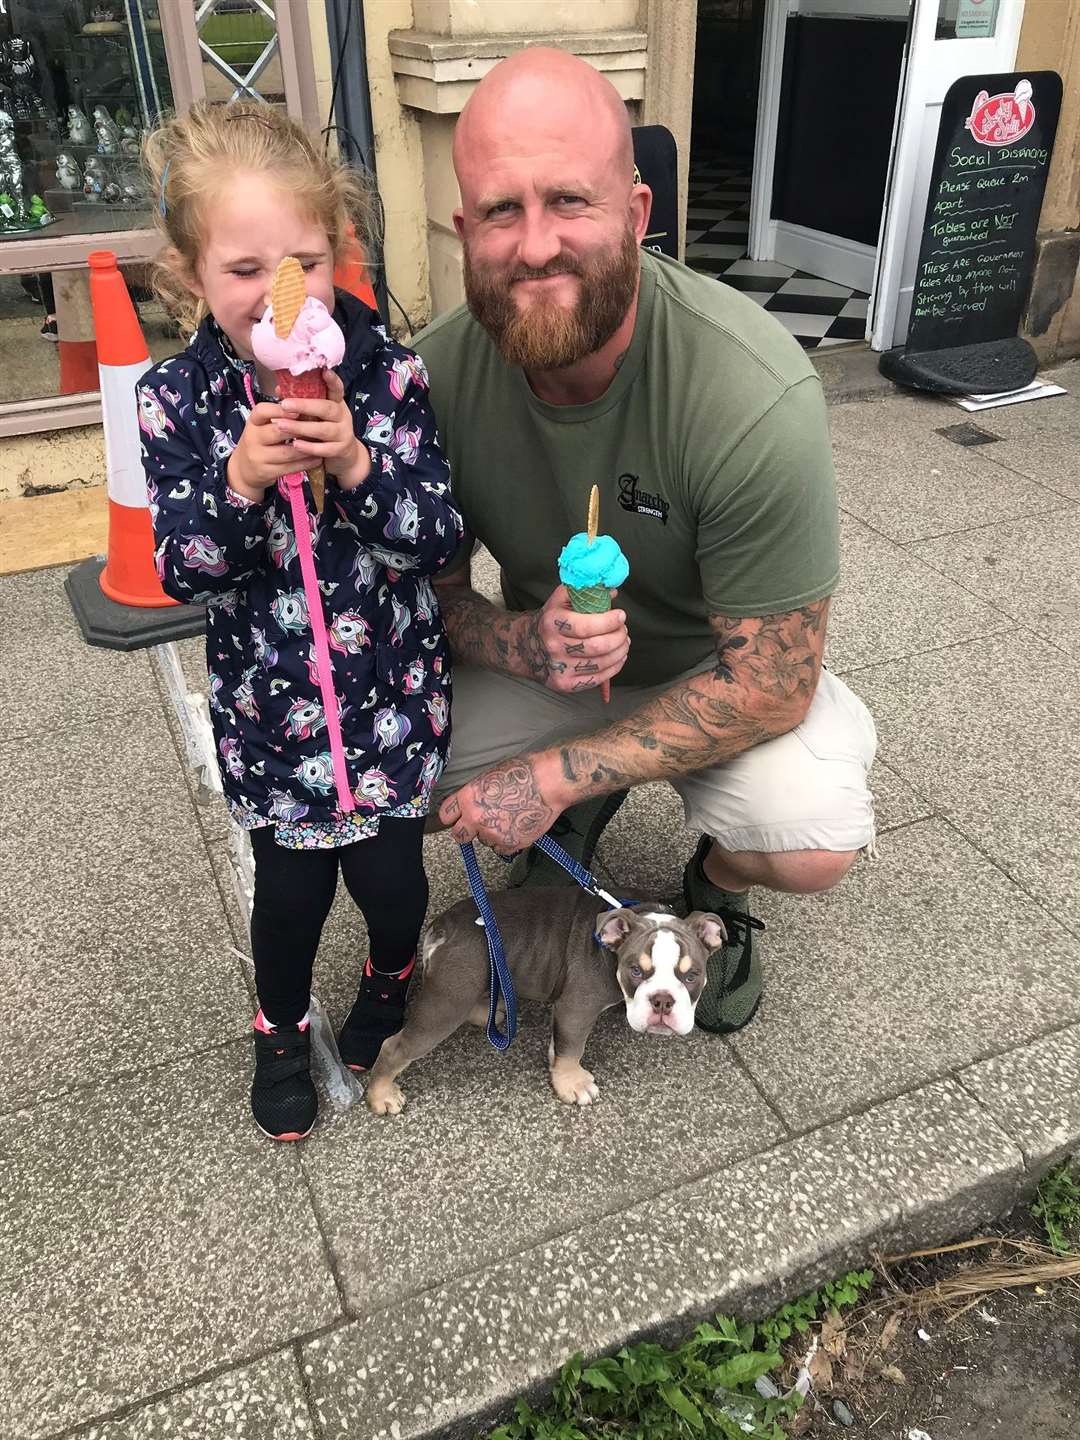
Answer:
[596,906,726,1037]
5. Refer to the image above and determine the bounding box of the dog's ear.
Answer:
[685,911,727,951]
[596,908,637,948]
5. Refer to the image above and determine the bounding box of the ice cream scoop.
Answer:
[557,532,630,590]
[250,293,345,375]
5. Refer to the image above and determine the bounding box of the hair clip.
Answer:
[225,111,276,131]
[158,158,170,217]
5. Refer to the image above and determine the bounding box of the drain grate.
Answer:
[936,422,1003,447]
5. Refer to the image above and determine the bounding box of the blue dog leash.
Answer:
[458,833,634,1051]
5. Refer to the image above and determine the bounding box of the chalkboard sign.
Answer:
[632,125,679,260]
[907,71,1062,352]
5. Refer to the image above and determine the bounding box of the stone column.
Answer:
[640,0,698,260]
[1017,0,1080,360]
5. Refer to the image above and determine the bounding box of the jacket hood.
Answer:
[190,288,382,389]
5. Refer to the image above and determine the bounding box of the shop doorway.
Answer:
[688,0,910,351]
[688,0,1029,352]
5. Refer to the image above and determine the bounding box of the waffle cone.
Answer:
[275,368,327,401]
[275,367,327,509]
[567,583,611,614]
[271,256,307,338]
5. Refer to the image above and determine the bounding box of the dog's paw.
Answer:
[550,1062,600,1107]
[366,1079,406,1116]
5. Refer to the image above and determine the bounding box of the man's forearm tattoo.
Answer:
[558,599,830,794]
[437,588,555,682]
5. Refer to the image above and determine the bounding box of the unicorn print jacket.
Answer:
[138,291,463,832]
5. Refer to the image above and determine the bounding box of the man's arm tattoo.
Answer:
[436,587,554,682]
[465,758,557,851]
[557,600,830,793]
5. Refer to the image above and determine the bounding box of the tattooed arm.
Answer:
[433,558,630,690]
[438,601,830,852]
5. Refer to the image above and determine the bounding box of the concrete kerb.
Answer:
[299,1076,1049,1440]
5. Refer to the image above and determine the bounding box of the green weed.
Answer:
[481,1269,876,1440]
[1032,1161,1080,1256]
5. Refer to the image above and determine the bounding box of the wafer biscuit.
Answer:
[271,256,307,339]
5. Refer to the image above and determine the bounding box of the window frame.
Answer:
[0,1,322,436]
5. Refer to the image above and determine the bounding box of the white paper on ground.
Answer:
[952,380,1067,411]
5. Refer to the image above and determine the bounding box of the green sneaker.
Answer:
[682,835,764,1034]
[506,790,629,889]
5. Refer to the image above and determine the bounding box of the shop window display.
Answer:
[0,1,172,239]
[0,2,176,410]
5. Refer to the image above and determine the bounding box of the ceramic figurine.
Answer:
[83,4,125,34]
[103,179,121,203]
[83,154,106,201]
[67,105,93,146]
[0,108,25,215]
[3,37,49,122]
[56,151,82,189]
[120,124,140,157]
[93,105,120,154]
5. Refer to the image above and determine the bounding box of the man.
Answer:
[414,47,876,1034]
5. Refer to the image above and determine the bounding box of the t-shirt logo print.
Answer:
[618,472,669,525]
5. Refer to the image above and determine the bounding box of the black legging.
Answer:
[249,817,428,1025]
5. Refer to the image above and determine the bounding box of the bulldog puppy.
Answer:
[362,887,726,1115]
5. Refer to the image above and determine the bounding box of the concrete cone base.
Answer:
[65,558,206,651]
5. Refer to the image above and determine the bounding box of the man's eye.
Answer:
[555,195,585,206]
[487,202,516,218]
[231,270,257,278]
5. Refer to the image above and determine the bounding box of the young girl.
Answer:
[139,101,462,1141]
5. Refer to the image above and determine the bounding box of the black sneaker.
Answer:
[337,955,415,1072]
[39,318,58,341]
[681,835,765,1034]
[507,790,630,888]
[251,1011,318,1141]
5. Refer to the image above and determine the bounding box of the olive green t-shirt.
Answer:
[414,249,839,688]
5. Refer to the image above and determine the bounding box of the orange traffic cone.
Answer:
[89,250,174,608]
[334,225,378,310]
[65,251,205,650]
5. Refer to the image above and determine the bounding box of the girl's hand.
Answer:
[227,402,303,503]
[272,370,372,491]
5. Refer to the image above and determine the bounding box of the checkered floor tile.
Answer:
[684,159,868,350]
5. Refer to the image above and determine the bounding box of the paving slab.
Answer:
[909,504,1080,658]
[958,361,1080,501]
[0,568,157,740]
[826,511,1012,672]
[302,992,784,1313]
[0,1049,341,1440]
[829,393,1073,544]
[301,1082,1021,1440]
[728,817,1080,1130]
[0,710,251,1111]
[959,1022,1080,1173]
[82,1350,315,1440]
[851,629,1080,932]
[864,755,936,834]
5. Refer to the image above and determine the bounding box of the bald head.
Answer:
[454,47,634,203]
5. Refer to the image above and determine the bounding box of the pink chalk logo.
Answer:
[965,80,1035,146]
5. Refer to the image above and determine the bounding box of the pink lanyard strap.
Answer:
[243,375,355,814]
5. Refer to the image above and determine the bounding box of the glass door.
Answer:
[870,0,1026,349]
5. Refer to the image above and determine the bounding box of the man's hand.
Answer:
[439,753,565,854]
[227,402,304,502]
[270,369,372,490]
[514,584,629,692]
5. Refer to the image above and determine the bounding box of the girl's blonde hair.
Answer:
[143,100,376,336]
